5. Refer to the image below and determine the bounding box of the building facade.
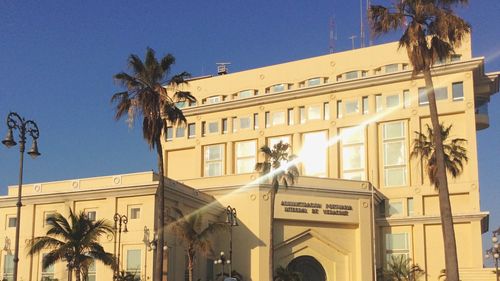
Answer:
[1,37,499,281]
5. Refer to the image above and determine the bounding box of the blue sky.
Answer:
[1,0,499,264]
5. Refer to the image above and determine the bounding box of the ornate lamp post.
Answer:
[485,227,500,281]
[2,112,41,281]
[113,213,128,279]
[225,206,238,277]
[214,251,230,278]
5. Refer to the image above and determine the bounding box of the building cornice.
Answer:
[376,211,489,226]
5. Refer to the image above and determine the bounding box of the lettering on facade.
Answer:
[281,200,353,216]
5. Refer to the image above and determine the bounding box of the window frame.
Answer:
[235,140,257,174]
[204,144,225,177]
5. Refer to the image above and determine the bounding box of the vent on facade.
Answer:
[216,62,230,75]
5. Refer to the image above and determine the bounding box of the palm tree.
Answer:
[411,124,468,185]
[255,141,299,281]
[379,255,425,281]
[369,1,470,279]
[167,207,228,281]
[112,47,196,281]
[27,209,115,281]
[273,266,302,281]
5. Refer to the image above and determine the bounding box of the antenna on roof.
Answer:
[360,0,365,48]
[329,16,337,53]
[349,35,357,50]
[216,62,231,75]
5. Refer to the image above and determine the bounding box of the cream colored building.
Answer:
[1,38,499,281]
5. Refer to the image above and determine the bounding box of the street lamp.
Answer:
[113,213,128,280]
[485,227,500,281]
[225,206,238,277]
[2,112,41,281]
[214,251,230,278]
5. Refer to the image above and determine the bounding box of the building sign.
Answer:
[281,201,353,216]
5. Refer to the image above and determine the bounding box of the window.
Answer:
[336,75,342,82]
[323,102,330,120]
[44,212,55,226]
[403,90,411,108]
[385,64,399,73]
[268,135,291,149]
[450,54,461,62]
[240,117,251,130]
[207,121,219,134]
[385,233,409,263]
[337,100,343,118]
[235,140,257,174]
[345,71,358,80]
[232,117,237,133]
[362,96,369,115]
[7,217,16,228]
[340,127,366,180]
[435,87,448,100]
[222,119,227,134]
[204,144,224,177]
[201,122,206,136]
[402,63,409,70]
[253,113,259,130]
[130,206,141,219]
[418,87,428,105]
[361,70,368,77]
[126,249,141,276]
[86,210,97,222]
[387,201,403,216]
[205,96,221,104]
[302,131,328,177]
[287,108,294,125]
[374,68,382,75]
[307,78,321,87]
[176,126,185,138]
[3,254,14,281]
[375,94,382,112]
[176,101,187,109]
[299,107,306,124]
[452,82,464,100]
[41,254,55,280]
[407,198,414,216]
[382,121,408,187]
[87,260,96,281]
[188,123,196,138]
[386,94,400,108]
[345,99,359,114]
[271,111,285,126]
[238,90,254,98]
[272,84,285,93]
[265,112,270,128]
[307,105,321,120]
[166,127,173,141]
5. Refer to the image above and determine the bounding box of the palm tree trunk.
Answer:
[269,187,276,281]
[188,255,194,281]
[155,139,166,281]
[75,267,81,281]
[423,69,460,281]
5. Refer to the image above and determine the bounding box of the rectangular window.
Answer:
[387,201,403,216]
[336,75,342,82]
[287,108,294,125]
[176,126,185,138]
[204,144,224,177]
[239,90,254,98]
[166,127,173,141]
[375,94,382,112]
[235,140,257,174]
[435,87,448,100]
[44,212,55,226]
[253,113,259,130]
[337,100,343,118]
[221,119,227,134]
[403,90,411,108]
[265,112,270,128]
[307,105,321,120]
[452,82,464,100]
[382,121,408,187]
[240,117,251,130]
[7,217,16,228]
[207,121,219,134]
[3,254,13,281]
[87,260,96,281]
[345,71,358,80]
[206,96,221,104]
[402,64,409,70]
[201,122,206,136]
[345,99,359,114]
[188,123,196,138]
[323,102,330,120]
[86,210,97,222]
[340,127,366,180]
[268,135,291,149]
[271,111,286,126]
[451,54,461,62]
[385,64,399,73]
[407,198,414,216]
[362,96,369,115]
[299,107,306,124]
[126,249,142,276]
[130,206,141,219]
[232,117,238,133]
[386,94,400,108]
[41,254,55,280]
[385,233,409,263]
[307,78,321,86]
[273,84,285,93]
[361,70,368,77]
[302,131,328,177]
[418,87,429,105]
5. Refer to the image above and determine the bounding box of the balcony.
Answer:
[475,100,490,130]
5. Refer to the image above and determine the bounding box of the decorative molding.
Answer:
[113,176,122,185]
[71,180,80,190]
[34,184,42,193]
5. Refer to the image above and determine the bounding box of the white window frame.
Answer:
[382,121,408,187]
[6,216,16,228]
[235,140,257,174]
[340,127,366,180]
[205,96,222,104]
[452,82,464,101]
[129,205,141,220]
[204,144,225,177]
[126,249,142,277]
[301,131,328,177]
[384,233,410,264]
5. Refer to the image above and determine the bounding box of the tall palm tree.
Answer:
[167,207,228,281]
[27,210,115,281]
[112,47,196,281]
[369,1,470,279]
[411,124,468,185]
[255,141,299,281]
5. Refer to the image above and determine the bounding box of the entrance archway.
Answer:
[287,255,326,281]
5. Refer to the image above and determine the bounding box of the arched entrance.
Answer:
[287,255,326,281]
